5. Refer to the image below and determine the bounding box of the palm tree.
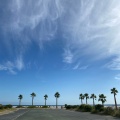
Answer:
[79,94,84,104]
[44,94,48,106]
[54,92,60,109]
[18,94,23,106]
[98,94,106,106]
[30,92,36,106]
[111,88,118,110]
[84,93,89,104]
[90,94,97,106]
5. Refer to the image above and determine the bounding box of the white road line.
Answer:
[12,109,30,120]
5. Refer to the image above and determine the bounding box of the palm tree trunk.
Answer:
[45,99,46,106]
[93,98,94,106]
[19,99,21,106]
[86,98,87,104]
[32,97,33,106]
[114,94,117,110]
[56,97,57,109]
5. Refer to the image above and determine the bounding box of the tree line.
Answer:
[79,87,118,110]
[18,92,60,108]
[18,87,118,109]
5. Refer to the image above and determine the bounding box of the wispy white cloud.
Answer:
[73,63,81,70]
[62,0,120,68]
[73,62,88,70]
[0,0,64,71]
[0,65,7,71]
[0,61,16,74]
[0,56,24,74]
[7,0,63,46]
[105,57,120,70]
[15,56,24,71]
[63,48,73,64]
[79,66,88,70]
[115,74,120,80]
[1,0,120,70]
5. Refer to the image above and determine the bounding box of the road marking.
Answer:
[12,109,30,120]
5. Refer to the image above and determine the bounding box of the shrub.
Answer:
[113,109,120,117]
[113,110,120,117]
[103,107,114,115]
[4,104,12,109]
[16,105,23,108]
[95,104,104,112]
[0,104,4,109]
[79,104,92,112]
[65,105,79,109]
[42,106,48,108]
[91,107,98,114]
[65,104,67,108]
[66,105,72,109]
[103,107,119,116]
[79,104,86,111]
[91,105,120,117]
[72,105,79,109]
[84,105,92,112]
[27,105,36,108]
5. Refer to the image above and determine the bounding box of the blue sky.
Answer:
[0,0,120,105]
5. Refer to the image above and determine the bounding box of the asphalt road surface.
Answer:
[0,109,29,120]
[0,109,119,120]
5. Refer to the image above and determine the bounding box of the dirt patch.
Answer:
[0,108,18,115]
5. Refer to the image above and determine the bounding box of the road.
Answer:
[0,109,119,120]
[0,109,28,120]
